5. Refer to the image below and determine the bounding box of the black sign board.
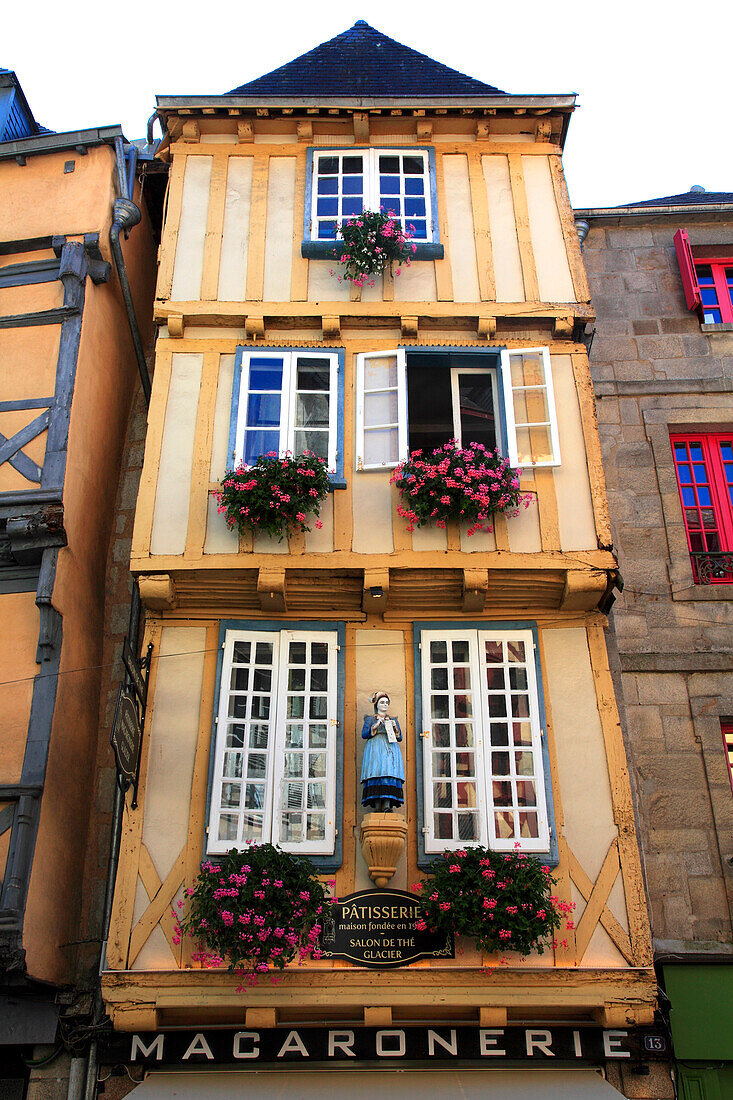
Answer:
[110,685,141,791]
[98,1025,668,1068]
[123,635,148,705]
[319,889,453,968]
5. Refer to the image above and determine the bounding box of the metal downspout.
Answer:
[109,137,151,405]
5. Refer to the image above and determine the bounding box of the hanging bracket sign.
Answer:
[111,640,152,807]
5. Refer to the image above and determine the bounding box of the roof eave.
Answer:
[0,70,42,135]
[575,202,733,221]
[0,125,127,161]
[156,93,577,111]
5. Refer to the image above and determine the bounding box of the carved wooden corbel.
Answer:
[322,315,341,341]
[245,315,265,341]
[257,569,286,613]
[353,113,369,143]
[181,120,200,143]
[400,315,419,340]
[477,316,496,340]
[297,120,313,143]
[363,568,390,614]
[138,574,176,610]
[462,569,488,613]
[237,120,254,143]
[167,313,184,339]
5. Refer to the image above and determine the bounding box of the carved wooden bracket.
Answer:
[245,315,265,340]
[297,120,313,143]
[400,315,418,340]
[363,568,390,614]
[237,121,254,143]
[181,120,200,143]
[257,569,286,613]
[561,569,608,612]
[322,315,341,341]
[416,120,433,143]
[477,316,496,340]
[462,568,488,613]
[353,113,369,143]
[553,314,574,338]
[138,574,176,610]
[476,121,491,140]
[167,313,184,339]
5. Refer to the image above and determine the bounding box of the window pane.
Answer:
[364,355,398,390]
[296,360,331,391]
[406,354,453,455]
[296,394,329,428]
[515,425,553,466]
[363,427,399,466]
[510,353,545,388]
[342,156,364,174]
[458,374,496,451]
[243,430,279,465]
[249,360,283,390]
[246,392,283,430]
[318,157,338,175]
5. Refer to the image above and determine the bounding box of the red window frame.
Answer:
[671,432,733,583]
[722,721,733,794]
[673,229,733,324]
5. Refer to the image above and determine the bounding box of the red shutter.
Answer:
[673,228,702,311]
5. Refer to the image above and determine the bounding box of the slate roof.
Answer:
[618,189,733,208]
[228,21,506,98]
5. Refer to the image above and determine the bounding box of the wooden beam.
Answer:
[291,152,309,302]
[468,152,495,301]
[129,844,186,967]
[432,151,454,301]
[200,157,228,302]
[507,153,540,301]
[138,574,176,610]
[364,1007,392,1026]
[534,469,561,552]
[244,156,269,302]
[573,839,621,964]
[185,351,219,559]
[157,299,595,324]
[571,353,613,551]
[157,156,186,300]
[549,154,591,303]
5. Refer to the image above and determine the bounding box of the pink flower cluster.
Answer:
[391,440,531,535]
[334,209,415,287]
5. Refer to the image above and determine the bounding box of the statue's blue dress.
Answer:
[361,715,404,808]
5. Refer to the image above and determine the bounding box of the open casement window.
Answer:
[674,228,733,324]
[418,628,551,856]
[355,346,559,470]
[230,349,340,473]
[207,628,340,858]
[309,148,434,242]
[671,433,733,584]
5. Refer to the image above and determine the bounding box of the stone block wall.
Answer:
[583,214,733,952]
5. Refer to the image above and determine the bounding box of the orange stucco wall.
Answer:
[0,153,157,984]
[0,593,40,783]
[0,145,116,259]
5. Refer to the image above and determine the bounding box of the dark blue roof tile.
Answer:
[618,189,733,208]
[228,21,506,98]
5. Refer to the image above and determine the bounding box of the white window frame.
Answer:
[207,628,339,856]
[355,349,408,471]
[420,628,550,855]
[449,366,501,450]
[356,346,560,471]
[500,346,561,468]
[310,148,434,242]
[234,350,339,471]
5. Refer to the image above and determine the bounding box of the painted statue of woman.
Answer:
[360,691,404,812]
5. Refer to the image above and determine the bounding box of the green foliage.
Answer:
[334,210,415,286]
[413,846,564,956]
[215,452,330,540]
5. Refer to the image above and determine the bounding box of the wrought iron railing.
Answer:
[691,552,733,585]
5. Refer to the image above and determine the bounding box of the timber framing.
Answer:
[101,966,656,1031]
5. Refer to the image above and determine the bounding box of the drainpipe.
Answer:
[109,195,151,405]
[79,583,143,1100]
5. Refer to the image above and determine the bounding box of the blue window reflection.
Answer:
[244,431,279,465]
[249,361,283,390]
[247,393,281,428]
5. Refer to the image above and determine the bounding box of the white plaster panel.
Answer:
[352,472,394,554]
[218,157,252,302]
[411,524,448,552]
[361,274,384,302]
[583,921,628,968]
[551,355,596,551]
[304,493,334,553]
[204,493,238,555]
[522,155,576,303]
[542,627,618,884]
[507,495,542,553]
[482,155,524,302]
[393,260,437,301]
[460,524,496,552]
[171,156,212,301]
[142,627,206,885]
[443,154,480,303]
[253,531,289,553]
[309,260,350,301]
[354,630,407,891]
[132,922,177,972]
[209,353,235,480]
[151,354,203,555]
[263,158,296,302]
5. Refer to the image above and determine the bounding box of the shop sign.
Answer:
[319,889,453,967]
[110,640,153,807]
[99,1025,668,1067]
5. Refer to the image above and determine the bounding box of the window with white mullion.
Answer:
[356,349,407,470]
[478,631,549,852]
[271,632,337,854]
[209,632,279,852]
[423,632,486,849]
[500,347,561,468]
[421,628,549,854]
[376,149,431,240]
[312,151,366,240]
[234,350,338,470]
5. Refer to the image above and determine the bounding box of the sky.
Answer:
[4,0,732,208]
